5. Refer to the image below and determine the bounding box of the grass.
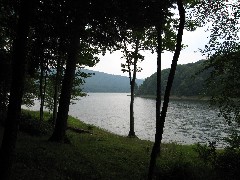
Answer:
[11,110,217,179]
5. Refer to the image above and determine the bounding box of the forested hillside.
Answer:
[136,60,210,97]
[81,69,143,93]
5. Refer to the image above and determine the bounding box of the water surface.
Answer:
[68,93,230,147]
[25,93,232,147]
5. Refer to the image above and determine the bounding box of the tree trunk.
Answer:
[42,69,48,111]
[52,58,63,126]
[39,59,44,121]
[128,37,140,137]
[49,33,80,143]
[148,24,163,180]
[39,61,48,121]
[148,1,185,179]
[0,84,8,125]
[52,83,58,125]
[159,0,185,135]
[128,80,135,137]
[0,0,35,179]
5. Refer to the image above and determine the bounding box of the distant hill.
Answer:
[136,60,211,97]
[80,69,144,93]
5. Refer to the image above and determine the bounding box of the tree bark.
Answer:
[0,0,35,179]
[49,32,80,143]
[148,1,185,179]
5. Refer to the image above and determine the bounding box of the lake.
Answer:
[25,93,232,147]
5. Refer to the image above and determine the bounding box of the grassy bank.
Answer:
[11,110,218,179]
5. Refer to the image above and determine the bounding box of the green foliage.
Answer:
[190,0,240,126]
[193,4,240,177]
[203,49,240,125]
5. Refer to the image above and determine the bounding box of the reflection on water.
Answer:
[25,93,232,147]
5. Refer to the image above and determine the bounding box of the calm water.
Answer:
[25,93,232,147]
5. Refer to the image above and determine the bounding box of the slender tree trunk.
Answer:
[159,0,185,135]
[0,84,8,125]
[148,24,163,180]
[52,81,58,125]
[49,32,80,143]
[42,69,48,110]
[129,80,135,137]
[52,86,58,125]
[40,61,48,121]
[39,59,44,121]
[52,58,62,126]
[128,37,139,137]
[0,0,35,179]
[148,1,185,179]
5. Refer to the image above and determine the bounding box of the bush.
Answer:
[215,148,240,179]
[194,141,240,179]
[155,143,212,180]
[19,112,53,136]
[157,160,194,180]
[194,142,217,165]
[224,132,240,149]
[214,132,240,179]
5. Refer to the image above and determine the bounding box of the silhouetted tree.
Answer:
[148,14,164,180]
[52,55,64,125]
[49,29,82,142]
[0,0,16,125]
[0,54,11,125]
[148,0,185,179]
[48,0,138,142]
[120,0,178,138]
[121,30,144,137]
[0,0,37,179]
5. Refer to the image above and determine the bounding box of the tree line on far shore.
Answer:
[136,60,211,97]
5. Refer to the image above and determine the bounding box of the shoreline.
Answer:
[11,110,225,179]
[135,94,210,101]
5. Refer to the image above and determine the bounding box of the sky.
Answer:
[87,26,210,80]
